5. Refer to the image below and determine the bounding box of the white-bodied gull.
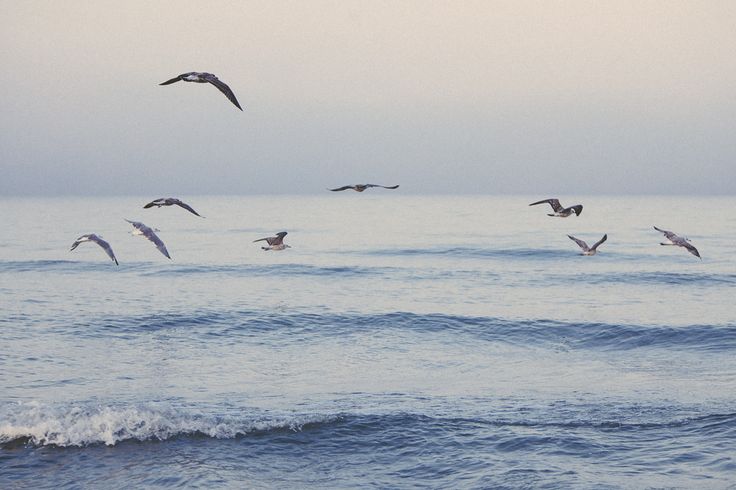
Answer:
[144,198,204,218]
[654,226,701,259]
[125,219,171,259]
[253,231,290,251]
[529,198,583,217]
[70,234,118,265]
[159,72,243,110]
[567,234,607,255]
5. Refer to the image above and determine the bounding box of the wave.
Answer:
[3,401,734,449]
[65,310,736,352]
[563,271,736,286]
[4,259,732,288]
[0,402,338,448]
[0,259,399,278]
[359,246,572,260]
[139,263,398,278]
[0,259,99,273]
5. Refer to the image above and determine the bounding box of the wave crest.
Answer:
[0,402,337,447]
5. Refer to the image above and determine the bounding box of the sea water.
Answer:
[1,195,735,488]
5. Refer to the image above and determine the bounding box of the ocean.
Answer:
[1,195,735,488]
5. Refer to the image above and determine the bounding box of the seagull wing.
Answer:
[567,235,590,252]
[329,185,353,192]
[565,204,583,216]
[590,234,607,251]
[204,74,243,110]
[159,75,184,85]
[366,184,400,189]
[70,234,91,251]
[271,232,287,245]
[173,199,203,217]
[254,232,287,245]
[682,241,701,259]
[653,226,678,242]
[90,235,119,265]
[143,198,165,209]
[529,198,562,212]
[125,219,143,230]
[143,229,171,259]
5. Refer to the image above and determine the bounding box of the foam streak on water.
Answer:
[1,195,735,488]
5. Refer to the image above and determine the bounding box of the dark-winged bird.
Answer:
[159,72,242,110]
[654,226,701,259]
[125,219,171,259]
[70,234,118,265]
[567,234,607,256]
[253,231,290,251]
[529,198,583,217]
[329,184,399,192]
[144,198,204,218]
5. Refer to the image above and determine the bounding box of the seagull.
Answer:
[329,184,400,192]
[159,72,243,110]
[253,231,290,251]
[70,234,118,265]
[567,234,607,256]
[529,198,583,217]
[125,219,171,259]
[654,226,701,259]
[143,198,204,218]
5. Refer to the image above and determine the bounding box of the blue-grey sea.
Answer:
[1,195,735,488]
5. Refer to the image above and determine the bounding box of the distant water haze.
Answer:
[2,1,736,196]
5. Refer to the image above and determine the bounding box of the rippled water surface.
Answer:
[1,195,735,488]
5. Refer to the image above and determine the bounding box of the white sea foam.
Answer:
[0,401,337,447]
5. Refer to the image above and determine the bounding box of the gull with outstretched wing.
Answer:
[70,234,118,265]
[125,219,171,259]
[253,231,290,251]
[529,198,583,217]
[144,198,204,218]
[159,72,242,110]
[329,184,399,192]
[567,234,607,255]
[654,226,701,259]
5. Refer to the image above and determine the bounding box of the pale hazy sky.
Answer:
[1,0,735,195]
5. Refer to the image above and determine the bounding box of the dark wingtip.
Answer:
[159,76,181,86]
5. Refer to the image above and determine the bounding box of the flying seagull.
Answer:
[529,198,583,217]
[159,72,243,111]
[125,219,171,259]
[567,234,607,256]
[70,234,118,265]
[143,198,204,218]
[329,184,400,192]
[654,226,701,259]
[253,231,290,251]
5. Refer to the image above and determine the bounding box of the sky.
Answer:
[1,0,735,196]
